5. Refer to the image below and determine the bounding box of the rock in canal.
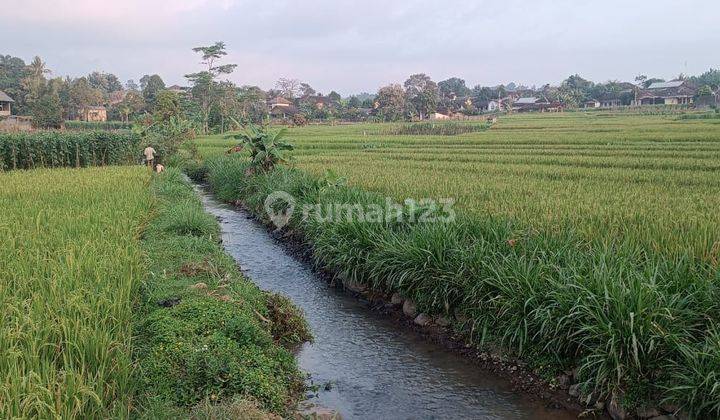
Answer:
[342,279,368,294]
[402,299,418,318]
[295,403,343,420]
[390,293,404,305]
[414,313,432,327]
[435,316,452,327]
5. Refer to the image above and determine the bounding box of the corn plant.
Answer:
[0,131,141,171]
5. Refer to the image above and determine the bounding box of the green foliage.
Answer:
[264,293,312,348]
[386,121,490,136]
[64,120,133,130]
[154,89,182,122]
[135,169,308,415]
[0,166,152,418]
[230,124,293,171]
[147,198,219,238]
[141,74,166,111]
[0,131,141,171]
[30,88,63,129]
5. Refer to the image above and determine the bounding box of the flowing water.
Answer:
[197,187,577,420]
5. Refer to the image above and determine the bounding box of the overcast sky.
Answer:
[1,0,718,95]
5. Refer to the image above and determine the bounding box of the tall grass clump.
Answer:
[0,166,151,418]
[64,120,134,131]
[676,110,720,120]
[202,154,720,417]
[0,130,141,171]
[386,121,491,136]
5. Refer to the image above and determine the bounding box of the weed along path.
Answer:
[196,187,577,420]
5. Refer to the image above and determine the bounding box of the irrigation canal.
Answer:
[197,186,577,420]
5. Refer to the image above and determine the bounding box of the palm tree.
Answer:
[23,56,52,102]
[28,56,51,79]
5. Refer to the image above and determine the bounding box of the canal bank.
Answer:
[196,186,579,419]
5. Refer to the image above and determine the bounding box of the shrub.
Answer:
[64,120,133,131]
[149,199,219,238]
[385,121,491,136]
[228,125,293,172]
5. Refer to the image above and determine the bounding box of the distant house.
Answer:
[0,90,14,117]
[584,99,600,108]
[80,106,107,122]
[166,85,189,96]
[596,93,623,108]
[634,80,697,105]
[269,104,299,119]
[513,97,564,113]
[303,95,338,110]
[267,97,293,108]
[477,100,500,112]
[429,112,451,120]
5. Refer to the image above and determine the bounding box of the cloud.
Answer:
[5,0,236,24]
[0,0,718,94]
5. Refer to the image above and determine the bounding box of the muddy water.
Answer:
[197,188,576,420]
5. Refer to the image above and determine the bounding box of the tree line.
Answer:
[2,45,719,129]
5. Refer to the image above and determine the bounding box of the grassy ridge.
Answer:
[135,169,310,417]
[0,167,151,418]
[0,131,141,171]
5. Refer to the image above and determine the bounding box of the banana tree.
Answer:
[230,123,294,172]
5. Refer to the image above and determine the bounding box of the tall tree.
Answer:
[153,90,182,122]
[404,73,438,120]
[237,85,268,123]
[68,77,103,119]
[30,78,63,129]
[275,78,301,99]
[141,74,166,111]
[22,56,51,105]
[0,55,31,114]
[376,84,406,121]
[117,90,144,122]
[328,91,342,103]
[438,77,470,99]
[88,71,123,95]
[126,79,139,91]
[299,82,316,98]
[185,41,237,133]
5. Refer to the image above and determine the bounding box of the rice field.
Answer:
[197,113,720,415]
[0,167,151,418]
[197,113,720,260]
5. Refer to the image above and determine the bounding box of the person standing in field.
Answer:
[143,145,157,170]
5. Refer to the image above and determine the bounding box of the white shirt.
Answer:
[143,147,156,160]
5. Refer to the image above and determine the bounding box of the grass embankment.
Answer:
[195,112,720,417]
[134,168,310,418]
[0,167,151,418]
[0,165,310,418]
